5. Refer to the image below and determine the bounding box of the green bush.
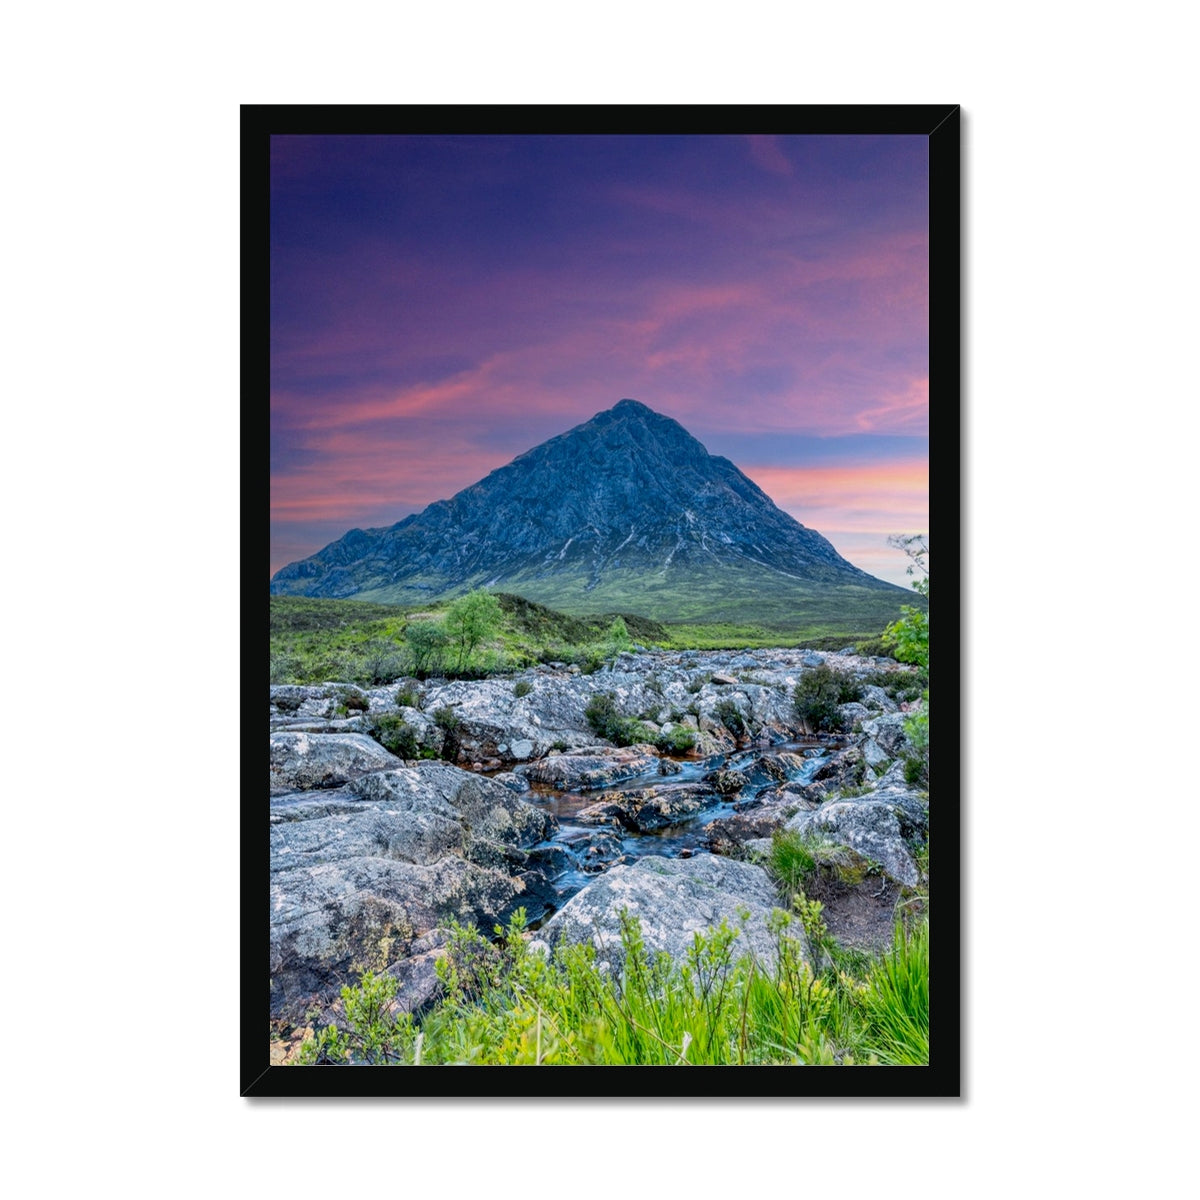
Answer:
[793,664,862,732]
[367,714,421,759]
[513,680,533,698]
[394,685,419,709]
[902,695,929,788]
[584,693,654,747]
[656,727,697,754]
[714,697,747,737]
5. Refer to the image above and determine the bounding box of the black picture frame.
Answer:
[246,105,960,1098]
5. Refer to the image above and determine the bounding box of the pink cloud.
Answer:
[746,135,794,177]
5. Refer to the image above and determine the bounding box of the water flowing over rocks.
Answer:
[267,645,927,1027]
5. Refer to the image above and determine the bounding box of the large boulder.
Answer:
[269,760,558,1020]
[269,731,402,795]
[536,854,787,972]
[783,787,928,888]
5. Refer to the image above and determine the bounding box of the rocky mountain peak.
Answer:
[270,399,907,622]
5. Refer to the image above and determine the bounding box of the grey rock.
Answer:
[860,712,914,757]
[269,760,557,1020]
[575,782,718,832]
[537,854,788,973]
[784,789,928,888]
[269,731,402,795]
[515,747,661,791]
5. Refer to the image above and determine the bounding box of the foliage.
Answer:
[583,693,652,747]
[361,639,405,684]
[793,664,863,732]
[714,697,747,738]
[444,590,504,674]
[295,970,418,1065]
[394,684,419,709]
[403,618,449,678]
[657,726,697,754]
[513,679,533,698]
[881,535,929,671]
[903,693,930,788]
[765,828,820,896]
[860,917,930,1065]
[604,616,632,661]
[299,899,929,1066]
[365,713,423,760]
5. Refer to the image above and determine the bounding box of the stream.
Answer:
[518,737,843,924]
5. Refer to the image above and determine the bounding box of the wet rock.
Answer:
[705,767,749,795]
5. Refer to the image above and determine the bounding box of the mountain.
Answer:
[270,399,915,628]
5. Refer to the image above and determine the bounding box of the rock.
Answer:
[556,828,626,873]
[711,672,738,686]
[861,738,891,769]
[784,789,928,888]
[860,713,914,757]
[838,701,872,728]
[537,855,788,973]
[706,767,749,795]
[860,685,899,713]
[269,760,557,1020]
[269,731,403,795]
[738,752,810,789]
[575,783,717,831]
[515,747,660,791]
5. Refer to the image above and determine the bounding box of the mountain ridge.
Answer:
[270,399,913,625]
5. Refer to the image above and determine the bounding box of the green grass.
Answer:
[269,594,902,685]
[296,903,928,1067]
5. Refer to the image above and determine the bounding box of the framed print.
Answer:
[247,106,959,1097]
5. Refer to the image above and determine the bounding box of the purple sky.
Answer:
[270,134,928,588]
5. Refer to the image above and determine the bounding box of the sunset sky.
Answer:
[270,134,929,588]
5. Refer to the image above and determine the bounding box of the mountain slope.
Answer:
[270,399,915,627]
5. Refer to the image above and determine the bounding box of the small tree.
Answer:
[882,534,929,670]
[404,618,449,677]
[444,589,503,674]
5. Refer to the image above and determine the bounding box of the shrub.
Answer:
[433,705,462,761]
[404,618,449,677]
[338,689,370,713]
[367,714,421,759]
[394,685,419,709]
[584,693,652,747]
[793,664,862,732]
[656,727,697,754]
[361,639,405,685]
[714,697,747,738]
[513,679,533,698]
[902,695,929,788]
